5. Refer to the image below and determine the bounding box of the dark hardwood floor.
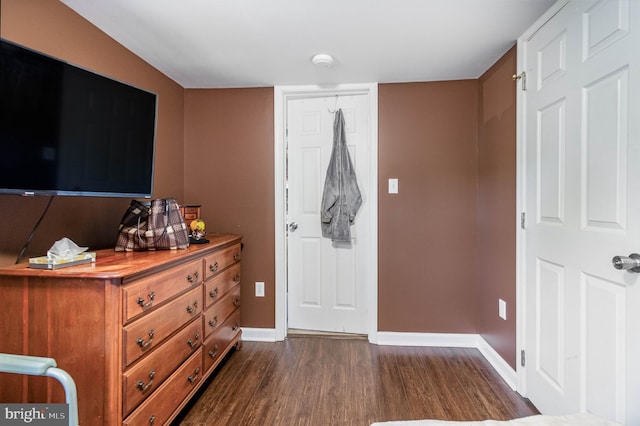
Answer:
[175,335,538,426]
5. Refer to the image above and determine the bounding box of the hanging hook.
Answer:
[512,71,527,91]
[328,95,339,113]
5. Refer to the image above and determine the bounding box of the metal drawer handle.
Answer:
[232,322,239,331]
[208,316,218,328]
[187,367,200,384]
[209,288,219,299]
[136,291,155,309]
[209,262,219,273]
[233,253,241,261]
[187,271,199,283]
[186,301,198,314]
[233,274,240,282]
[149,415,155,424]
[187,333,200,348]
[136,329,155,348]
[233,297,240,307]
[209,344,219,359]
[136,370,155,393]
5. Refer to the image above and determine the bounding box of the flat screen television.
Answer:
[0,38,157,198]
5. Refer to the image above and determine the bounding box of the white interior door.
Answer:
[521,1,640,423]
[286,94,370,334]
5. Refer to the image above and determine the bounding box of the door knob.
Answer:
[288,222,298,232]
[612,253,640,272]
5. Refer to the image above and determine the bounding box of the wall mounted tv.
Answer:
[0,39,157,198]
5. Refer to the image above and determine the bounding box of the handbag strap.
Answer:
[136,200,171,246]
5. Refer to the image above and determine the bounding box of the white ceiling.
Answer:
[60,0,556,89]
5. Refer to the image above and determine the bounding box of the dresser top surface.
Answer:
[0,233,241,281]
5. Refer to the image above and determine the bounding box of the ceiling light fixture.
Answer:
[311,53,334,67]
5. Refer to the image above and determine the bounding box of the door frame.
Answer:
[515,0,571,397]
[274,83,379,342]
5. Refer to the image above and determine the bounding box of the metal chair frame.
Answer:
[0,353,79,426]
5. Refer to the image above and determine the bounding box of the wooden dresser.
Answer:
[0,234,242,425]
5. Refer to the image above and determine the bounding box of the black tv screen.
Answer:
[0,39,156,198]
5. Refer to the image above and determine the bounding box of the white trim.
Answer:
[515,26,528,399]
[478,337,518,391]
[274,87,287,342]
[241,330,517,391]
[240,327,279,342]
[273,83,379,343]
[376,332,479,348]
[515,0,571,398]
[369,332,517,391]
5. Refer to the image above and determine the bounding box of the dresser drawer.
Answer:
[203,310,241,373]
[123,286,202,367]
[204,263,241,308]
[123,348,203,426]
[122,318,202,416]
[122,259,203,323]
[203,243,241,279]
[203,285,240,339]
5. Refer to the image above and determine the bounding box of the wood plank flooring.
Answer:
[174,336,538,426]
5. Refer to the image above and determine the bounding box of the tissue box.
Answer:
[29,252,97,270]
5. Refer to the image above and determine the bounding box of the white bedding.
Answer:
[370,413,622,426]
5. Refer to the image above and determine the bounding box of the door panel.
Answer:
[287,94,370,334]
[583,68,628,229]
[523,0,640,423]
[583,273,626,418]
[538,99,565,224]
[535,258,565,396]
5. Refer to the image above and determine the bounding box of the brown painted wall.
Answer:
[378,81,480,333]
[183,82,484,334]
[0,0,520,365]
[184,89,275,328]
[477,46,518,368]
[0,0,185,265]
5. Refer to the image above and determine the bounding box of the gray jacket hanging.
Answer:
[321,109,362,243]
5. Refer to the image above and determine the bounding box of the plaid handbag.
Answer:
[115,198,190,251]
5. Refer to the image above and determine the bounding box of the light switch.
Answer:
[499,299,507,320]
[388,178,398,194]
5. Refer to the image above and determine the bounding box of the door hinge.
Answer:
[521,212,526,229]
[521,349,526,367]
[512,71,527,91]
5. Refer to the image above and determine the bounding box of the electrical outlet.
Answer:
[499,299,507,320]
[255,281,265,297]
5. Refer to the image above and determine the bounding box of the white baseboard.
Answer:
[241,329,517,390]
[477,336,517,390]
[240,327,279,342]
[376,331,517,391]
[376,331,480,348]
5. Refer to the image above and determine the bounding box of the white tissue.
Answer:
[47,237,88,261]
